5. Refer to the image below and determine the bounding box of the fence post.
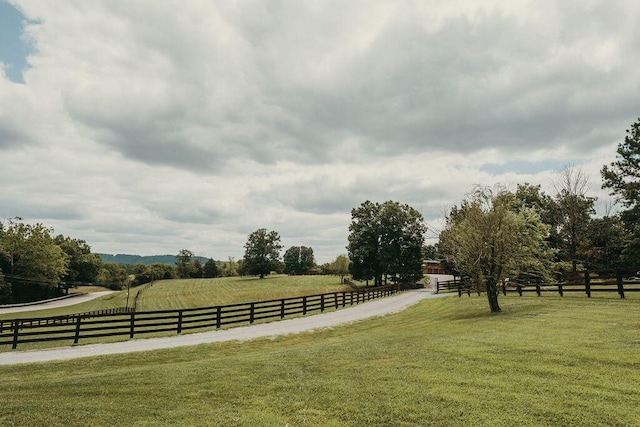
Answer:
[177,310,183,334]
[250,303,255,324]
[617,271,625,299]
[321,294,325,312]
[303,296,307,315]
[334,292,339,309]
[280,299,285,319]
[584,270,591,298]
[12,320,19,350]
[216,306,222,329]
[129,312,135,339]
[73,315,81,345]
[350,292,353,306]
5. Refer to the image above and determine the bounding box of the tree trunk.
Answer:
[486,280,501,312]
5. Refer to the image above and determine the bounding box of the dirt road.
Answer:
[0,289,451,366]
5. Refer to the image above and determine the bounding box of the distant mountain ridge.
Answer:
[98,253,211,266]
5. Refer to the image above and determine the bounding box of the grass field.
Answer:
[0,275,352,321]
[1,294,639,426]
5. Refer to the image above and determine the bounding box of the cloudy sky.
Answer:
[1,1,639,263]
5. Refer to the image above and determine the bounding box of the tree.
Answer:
[283,246,315,275]
[221,257,239,277]
[0,218,69,302]
[175,249,194,279]
[602,117,640,228]
[132,263,175,286]
[96,262,128,290]
[347,201,426,286]
[54,235,103,284]
[553,167,596,271]
[203,258,219,278]
[189,259,204,278]
[423,244,437,260]
[584,216,626,269]
[438,186,553,312]
[242,228,283,279]
[323,254,351,283]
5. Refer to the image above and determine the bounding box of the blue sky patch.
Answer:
[0,1,33,83]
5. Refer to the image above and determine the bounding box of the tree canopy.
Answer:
[283,246,315,275]
[602,117,640,228]
[242,228,283,279]
[0,218,70,302]
[438,186,553,312]
[347,200,426,286]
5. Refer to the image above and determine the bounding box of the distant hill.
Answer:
[98,254,211,266]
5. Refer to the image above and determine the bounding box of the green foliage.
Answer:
[439,186,553,312]
[584,216,626,269]
[602,117,640,227]
[175,249,194,279]
[54,235,103,284]
[283,246,315,274]
[347,200,426,286]
[202,258,219,278]
[221,257,239,277]
[96,262,128,290]
[321,254,351,282]
[242,228,283,279]
[132,263,175,286]
[0,218,69,302]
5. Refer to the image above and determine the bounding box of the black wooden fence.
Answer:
[436,269,640,298]
[0,285,399,350]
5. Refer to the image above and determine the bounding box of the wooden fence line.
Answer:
[0,285,399,350]
[436,270,640,299]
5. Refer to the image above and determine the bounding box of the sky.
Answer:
[0,0,639,263]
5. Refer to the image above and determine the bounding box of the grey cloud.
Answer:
[50,1,640,172]
[0,117,30,149]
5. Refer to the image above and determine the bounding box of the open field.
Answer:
[0,275,352,321]
[1,294,639,426]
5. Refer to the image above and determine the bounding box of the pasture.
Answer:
[0,275,353,321]
[2,294,639,426]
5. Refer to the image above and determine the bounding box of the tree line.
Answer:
[438,116,640,312]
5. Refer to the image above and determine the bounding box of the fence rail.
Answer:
[0,285,399,350]
[436,270,640,298]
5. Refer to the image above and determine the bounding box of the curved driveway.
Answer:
[0,290,451,366]
[0,291,116,315]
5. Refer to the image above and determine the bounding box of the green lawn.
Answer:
[0,275,352,320]
[134,275,354,311]
[2,294,639,426]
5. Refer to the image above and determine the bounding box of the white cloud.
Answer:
[0,0,638,263]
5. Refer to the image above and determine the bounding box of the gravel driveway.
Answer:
[0,291,116,315]
[0,289,451,366]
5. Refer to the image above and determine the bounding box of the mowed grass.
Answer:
[0,275,351,320]
[135,275,353,311]
[2,294,640,426]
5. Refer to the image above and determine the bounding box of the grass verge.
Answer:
[1,294,640,426]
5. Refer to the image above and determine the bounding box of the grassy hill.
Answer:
[1,294,639,426]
